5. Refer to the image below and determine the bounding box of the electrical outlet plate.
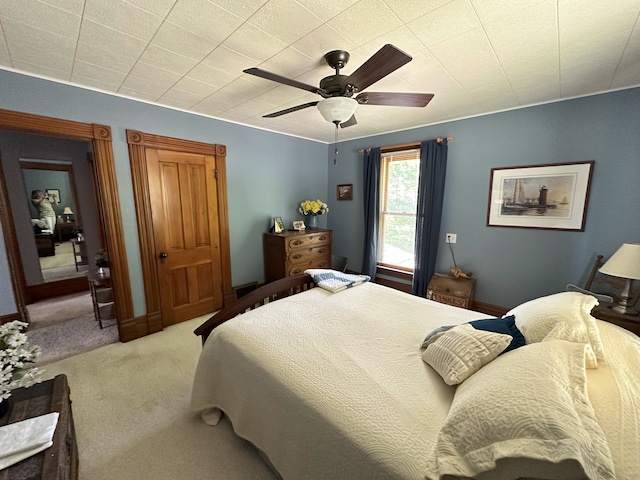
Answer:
[446,233,457,243]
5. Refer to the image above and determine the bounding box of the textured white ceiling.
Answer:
[1,0,639,143]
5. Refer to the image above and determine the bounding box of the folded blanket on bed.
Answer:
[305,269,371,293]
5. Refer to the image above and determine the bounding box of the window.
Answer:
[378,148,420,271]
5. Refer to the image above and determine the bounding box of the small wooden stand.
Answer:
[426,273,476,309]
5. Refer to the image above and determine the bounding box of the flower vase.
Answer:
[307,215,319,229]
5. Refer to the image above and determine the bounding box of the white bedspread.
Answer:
[190,283,640,480]
[191,283,481,479]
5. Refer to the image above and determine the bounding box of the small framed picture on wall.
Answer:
[337,184,353,200]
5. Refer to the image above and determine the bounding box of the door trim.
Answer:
[127,130,233,331]
[0,108,133,338]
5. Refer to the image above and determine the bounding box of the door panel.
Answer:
[147,149,223,326]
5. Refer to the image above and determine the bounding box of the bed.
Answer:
[191,273,640,480]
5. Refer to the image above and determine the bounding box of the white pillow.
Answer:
[421,324,512,385]
[507,292,604,368]
[425,340,615,480]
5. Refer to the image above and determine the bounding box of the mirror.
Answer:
[20,160,85,283]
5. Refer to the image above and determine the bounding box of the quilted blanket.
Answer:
[304,268,370,293]
[191,283,640,480]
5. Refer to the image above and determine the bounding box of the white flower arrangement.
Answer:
[0,321,42,402]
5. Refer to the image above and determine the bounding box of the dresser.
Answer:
[264,229,332,282]
[426,273,475,309]
[0,374,78,480]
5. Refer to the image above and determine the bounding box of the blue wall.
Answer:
[328,87,640,308]
[0,69,328,316]
[1,67,638,316]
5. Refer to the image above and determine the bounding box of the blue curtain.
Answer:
[361,147,381,278]
[411,139,448,296]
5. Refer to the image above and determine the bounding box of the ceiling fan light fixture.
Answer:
[317,97,358,124]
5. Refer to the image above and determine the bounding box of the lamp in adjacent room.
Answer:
[599,243,640,315]
[62,206,73,222]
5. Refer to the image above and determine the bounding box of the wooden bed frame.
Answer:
[194,274,316,343]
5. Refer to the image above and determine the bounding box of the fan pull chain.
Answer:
[334,122,339,165]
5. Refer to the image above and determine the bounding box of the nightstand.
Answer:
[426,273,475,309]
[591,302,640,336]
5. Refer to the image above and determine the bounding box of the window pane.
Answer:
[386,159,419,212]
[380,214,416,268]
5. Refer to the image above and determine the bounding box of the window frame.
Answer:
[377,147,421,272]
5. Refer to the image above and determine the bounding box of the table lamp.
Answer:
[599,243,640,315]
[62,206,73,222]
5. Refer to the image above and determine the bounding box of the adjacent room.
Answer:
[0,1,639,479]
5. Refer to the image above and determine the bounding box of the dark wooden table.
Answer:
[0,374,78,480]
[592,302,640,336]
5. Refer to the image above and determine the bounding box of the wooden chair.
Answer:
[566,254,628,304]
[331,254,348,272]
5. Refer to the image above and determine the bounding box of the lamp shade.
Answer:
[62,206,73,215]
[316,97,357,124]
[599,243,640,280]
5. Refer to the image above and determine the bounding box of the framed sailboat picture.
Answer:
[487,161,594,231]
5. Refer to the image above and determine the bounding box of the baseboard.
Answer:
[28,276,89,303]
[0,312,21,324]
[472,301,508,317]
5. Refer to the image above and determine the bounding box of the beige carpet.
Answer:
[41,316,277,480]
[28,292,95,330]
[39,240,88,282]
[29,314,118,365]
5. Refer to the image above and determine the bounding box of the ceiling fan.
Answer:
[243,44,434,128]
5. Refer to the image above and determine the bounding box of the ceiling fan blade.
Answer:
[341,44,412,92]
[355,92,434,107]
[263,101,319,118]
[340,115,357,128]
[244,68,325,95]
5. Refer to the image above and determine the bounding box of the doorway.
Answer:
[0,130,120,360]
[0,108,134,340]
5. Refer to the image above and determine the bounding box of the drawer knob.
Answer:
[292,253,302,259]
[293,240,303,246]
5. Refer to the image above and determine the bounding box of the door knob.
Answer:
[159,252,168,259]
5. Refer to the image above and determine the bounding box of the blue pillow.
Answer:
[468,315,525,353]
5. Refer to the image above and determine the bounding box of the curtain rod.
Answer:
[359,136,453,154]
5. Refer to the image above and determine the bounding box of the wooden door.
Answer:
[147,149,223,326]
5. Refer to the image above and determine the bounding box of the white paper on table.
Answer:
[0,412,59,470]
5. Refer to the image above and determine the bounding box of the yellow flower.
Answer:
[299,199,329,216]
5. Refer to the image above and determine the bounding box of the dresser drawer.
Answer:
[287,245,330,264]
[287,257,331,276]
[286,232,331,250]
